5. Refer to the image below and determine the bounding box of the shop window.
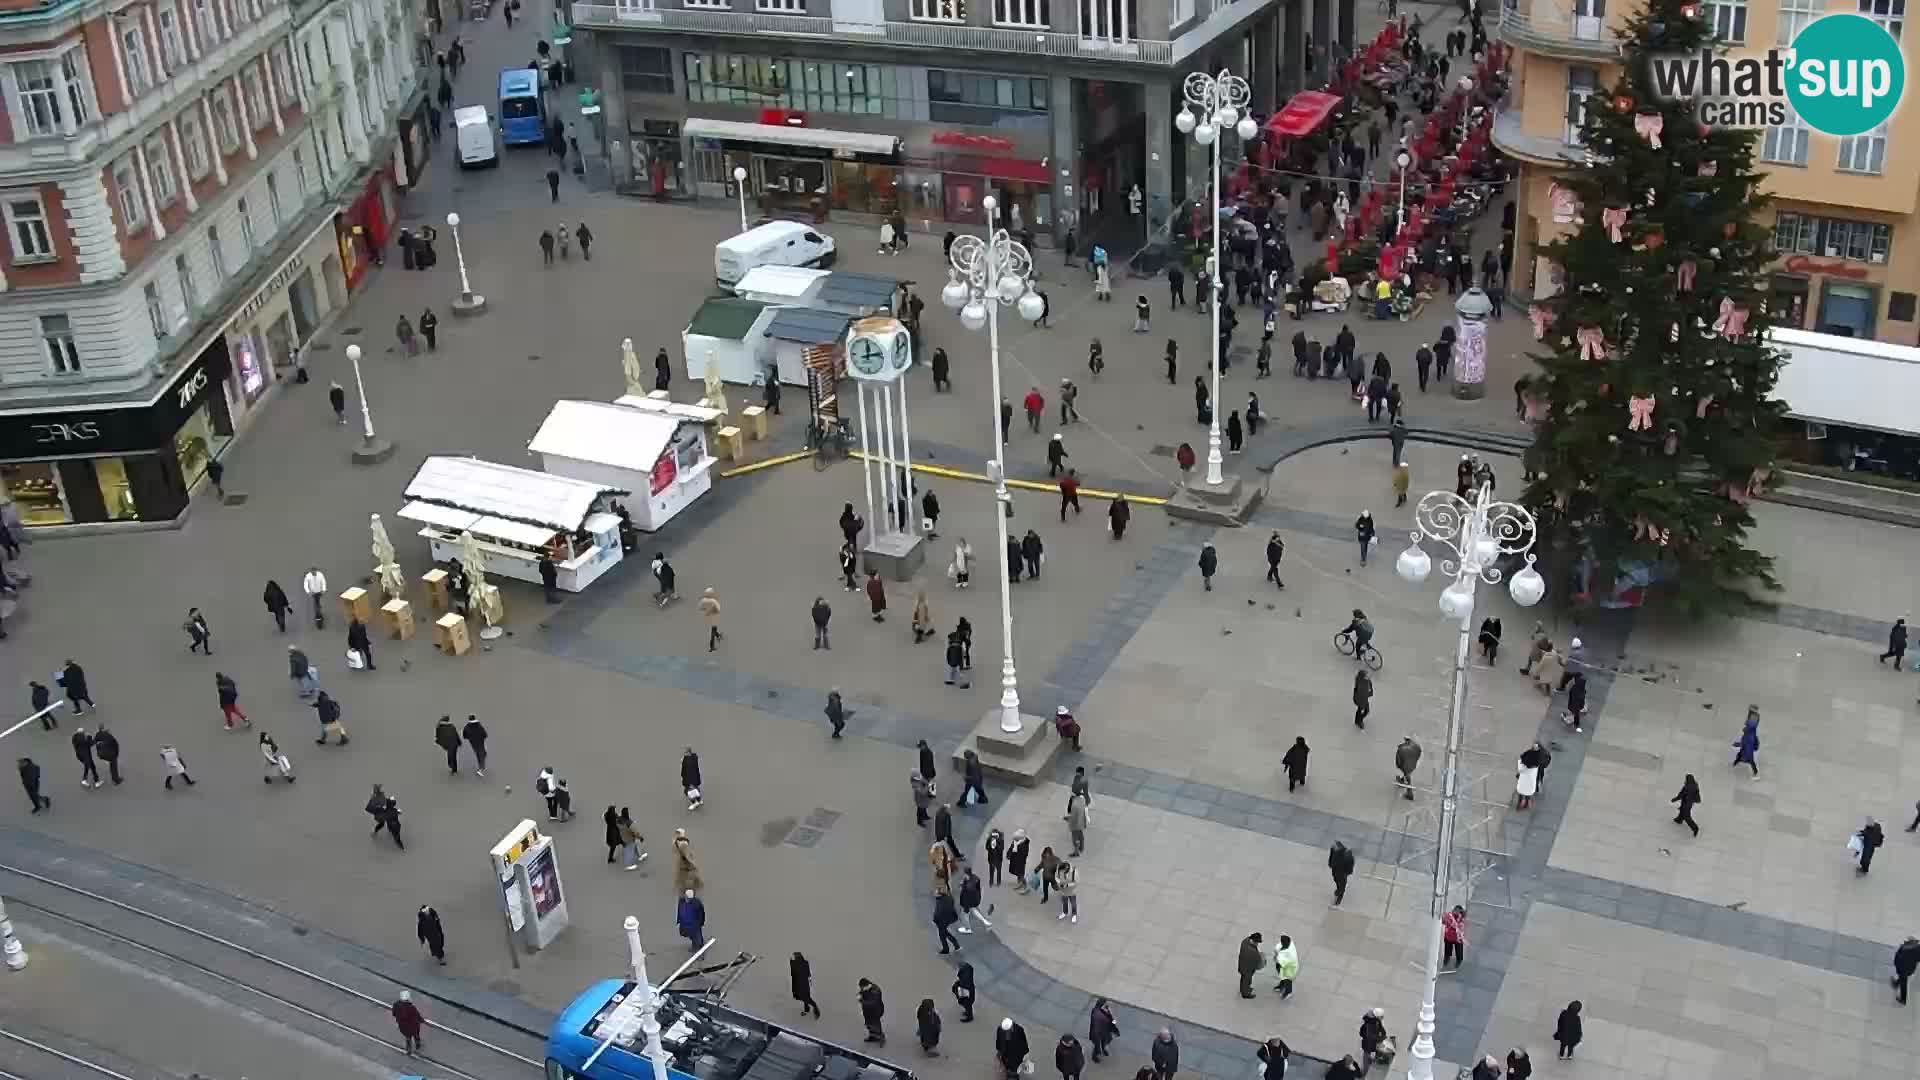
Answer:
[5,194,55,261]
[1817,282,1878,338]
[621,45,675,94]
[928,68,1048,127]
[911,0,966,21]
[1890,292,1917,322]
[831,162,903,215]
[95,457,138,521]
[0,462,69,526]
[41,314,80,373]
[1767,275,1808,329]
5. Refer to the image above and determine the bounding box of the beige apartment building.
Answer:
[1492,0,1920,344]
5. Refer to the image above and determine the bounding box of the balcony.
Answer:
[1490,105,1588,166]
[569,3,1175,65]
[1495,0,1622,60]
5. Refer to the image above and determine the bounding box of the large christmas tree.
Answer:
[1524,0,1789,617]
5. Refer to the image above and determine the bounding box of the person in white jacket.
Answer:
[302,567,328,629]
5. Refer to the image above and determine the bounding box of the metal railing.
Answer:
[1494,1,1622,56]
[569,2,1175,63]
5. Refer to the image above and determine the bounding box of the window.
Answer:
[1564,66,1597,145]
[112,156,147,230]
[238,197,255,251]
[1777,0,1821,44]
[212,89,240,152]
[157,3,187,67]
[1773,211,1818,254]
[121,21,155,95]
[4,195,54,260]
[274,45,299,100]
[242,67,267,128]
[193,0,219,44]
[1079,0,1131,40]
[926,68,1049,126]
[995,0,1048,25]
[145,136,178,204]
[144,281,167,337]
[619,46,675,94]
[1705,0,1745,40]
[266,174,281,224]
[1762,111,1809,165]
[13,60,63,137]
[1837,122,1888,173]
[683,0,729,8]
[207,225,228,280]
[176,253,198,309]
[293,146,311,193]
[911,0,966,20]
[1861,0,1905,37]
[1774,211,1891,263]
[180,112,211,177]
[756,0,805,11]
[1169,0,1192,24]
[41,314,80,373]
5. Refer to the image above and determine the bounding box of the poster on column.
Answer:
[1456,317,1488,387]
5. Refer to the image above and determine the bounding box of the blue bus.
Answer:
[498,68,545,146]
[546,979,914,1080]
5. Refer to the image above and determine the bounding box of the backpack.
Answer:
[536,774,551,796]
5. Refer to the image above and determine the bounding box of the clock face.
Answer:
[850,337,886,376]
[889,332,912,373]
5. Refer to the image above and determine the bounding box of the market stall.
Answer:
[732,266,831,307]
[816,271,903,318]
[763,307,855,388]
[398,456,626,593]
[529,400,715,532]
[682,297,778,386]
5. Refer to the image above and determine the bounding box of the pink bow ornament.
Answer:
[1634,113,1664,148]
[1523,389,1549,422]
[1528,304,1554,341]
[1695,393,1714,419]
[1577,326,1608,362]
[1711,298,1749,339]
[1747,467,1771,496]
[1549,182,1579,222]
[1601,207,1628,243]
[1676,259,1697,291]
[1627,394,1656,431]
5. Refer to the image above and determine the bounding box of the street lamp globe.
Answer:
[1397,151,1411,170]
[1509,561,1548,607]
[983,194,999,214]
[942,273,971,311]
[1016,289,1045,322]
[996,273,1025,303]
[732,165,747,183]
[445,212,460,227]
[1473,536,1500,567]
[1396,542,1433,584]
[960,299,989,331]
[346,343,362,363]
[1215,103,1240,129]
[1175,107,1197,134]
[1439,578,1476,623]
[1235,115,1259,141]
[1194,121,1218,145]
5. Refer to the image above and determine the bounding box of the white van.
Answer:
[714,221,836,286]
[453,106,497,168]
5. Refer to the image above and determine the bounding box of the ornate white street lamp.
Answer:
[1394,483,1546,1080]
[732,166,750,232]
[1176,69,1258,488]
[942,197,1045,734]
[446,211,486,316]
[1396,150,1413,236]
[345,343,393,464]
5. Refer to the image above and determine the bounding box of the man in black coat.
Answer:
[934,804,962,860]
[462,715,489,777]
[17,756,47,813]
[1881,618,1908,667]
[996,1018,1030,1080]
[434,716,463,774]
[931,347,951,392]
[1329,840,1357,905]
[812,597,832,650]
[92,725,122,784]
[1237,931,1265,998]
[61,659,95,714]
[539,555,559,603]
[1150,1029,1179,1080]
[346,619,375,671]
[654,348,673,392]
[417,905,447,964]
[1893,937,1920,1003]
[858,979,886,1044]
[824,688,847,739]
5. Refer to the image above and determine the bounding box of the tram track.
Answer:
[0,1026,139,1080]
[0,862,548,1080]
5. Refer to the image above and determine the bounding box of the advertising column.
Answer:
[489,819,570,955]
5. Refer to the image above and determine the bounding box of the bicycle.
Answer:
[1335,629,1385,671]
[807,417,853,471]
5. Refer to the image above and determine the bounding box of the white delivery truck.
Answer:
[454,106,498,168]
[714,221,836,286]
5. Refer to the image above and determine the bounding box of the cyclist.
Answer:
[651,553,678,607]
[1341,609,1375,657]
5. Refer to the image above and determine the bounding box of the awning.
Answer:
[472,516,563,547]
[683,118,899,157]
[1266,91,1342,137]
[397,500,481,532]
[687,296,775,339]
[818,271,899,311]
[765,307,856,346]
[936,153,1051,184]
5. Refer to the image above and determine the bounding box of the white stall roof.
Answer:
[528,400,684,475]
[612,395,725,422]
[1770,327,1920,437]
[397,500,482,531]
[733,266,830,303]
[474,516,565,546]
[404,455,622,532]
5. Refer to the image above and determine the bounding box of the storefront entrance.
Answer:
[1818,281,1879,338]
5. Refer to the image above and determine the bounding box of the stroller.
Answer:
[261,737,295,784]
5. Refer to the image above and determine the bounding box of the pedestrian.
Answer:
[1168,262,1186,308]
[1441,904,1468,967]
[1198,541,1218,591]
[182,607,212,654]
[1894,938,1920,1004]
[1469,1056,1499,1080]
[677,889,707,949]
[1021,529,1044,581]
[1247,391,1264,434]
[1109,494,1130,540]
[1668,773,1703,836]
[699,587,723,652]
[1057,1033,1086,1080]
[546,168,560,202]
[540,229,555,263]
[536,768,558,817]
[157,744,194,790]
[1359,1008,1387,1066]
[1134,295,1150,332]
[327,380,348,426]
[786,952,821,1017]
[312,690,348,745]
[1150,1028,1178,1080]
[1355,511,1376,565]
[1883,618,1909,666]
[346,616,375,671]
[1238,931,1265,997]
[417,905,447,965]
[462,715,488,776]
[1176,442,1196,475]
[837,541,858,592]
[1053,707,1083,754]
[957,865,992,932]
[932,801,965,861]
[997,1018,1031,1080]
[1554,1001,1583,1059]
[17,756,48,812]
[396,314,418,357]
[1194,375,1210,425]
[373,786,404,847]
[392,990,425,1055]
[262,580,292,632]
[1272,933,1299,997]
[1046,434,1069,477]
[1088,998,1117,1060]
[1281,736,1309,792]
[539,554,559,603]
[1395,736,1422,800]
[1023,386,1045,433]
[932,889,962,954]
[1065,790,1089,856]
[654,347,673,392]
[1514,749,1539,810]
[1854,817,1885,874]
[577,221,593,261]
[961,749,988,807]
[1731,706,1759,775]
[1563,672,1588,731]
[1520,622,1552,676]
[866,571,887,622]
[859,979,886,1045]
[1165,339,1179,384]
[681,748,703,810]
[1329,840,1355,905]
[1264,532,1286,587]
[72,727,99,788]
[215,672,248,729]
[1353,669,1373,729]
[603,806,626,863]
[915,998,943,1057]
[1058,470,1082,521]
[302,565,329,628]
[945,632,971,687]
[93,725,121,784]
[673,828,703,892]
[911,592,933,644]
[1006,828,1033,893]
[1227,410,1243,454]
[1479,617,1503,665]
[29,682,54,730]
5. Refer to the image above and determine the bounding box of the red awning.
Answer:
[938,154,1052,184]
[1266,91,1342,138]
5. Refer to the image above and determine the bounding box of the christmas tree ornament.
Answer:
[1627,395,1656,431]
[1711,299,1749,338]
[1747,467,1771,496]
[1722,221,1738,239]
[1634,113,1664,147]
[1528,304,1554,340]
[1697,121,1711,137]
[1613,94,1635,111]
[1642,229,1665,251]
[1676,259,1697,291]
[1645,187,1658,206]
[1578,326,1610,361]
[1602,207,1628,243]
[1695,394,1714,418]
[1663,428,1681,455]
[1709,247,1721,259]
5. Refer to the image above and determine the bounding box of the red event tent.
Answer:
[1265,91,1343,138]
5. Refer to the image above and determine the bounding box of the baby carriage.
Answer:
[261,738,295,784]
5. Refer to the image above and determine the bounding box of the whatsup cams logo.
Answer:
[1647,14,1905,136]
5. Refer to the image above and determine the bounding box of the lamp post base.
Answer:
[451,292,489,317]
[1450,379,1485,401]
[351,436,396,465]
[949,708,1060,788]
[1165,471,1262,525]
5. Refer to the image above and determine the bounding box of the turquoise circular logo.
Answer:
[1786,14,1905,136]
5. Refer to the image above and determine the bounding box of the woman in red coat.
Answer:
[866,571,887,623]
[392,990,425,1055]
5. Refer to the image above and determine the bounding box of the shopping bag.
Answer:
[1847,832,1865,856]
[1026,870,1043,891]
[345,649,366,670]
